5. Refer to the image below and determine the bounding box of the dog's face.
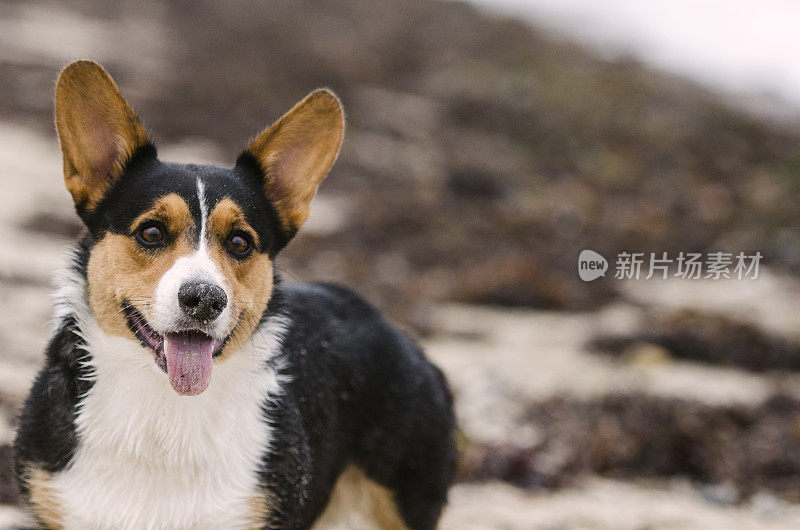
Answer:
[55,61,343,396]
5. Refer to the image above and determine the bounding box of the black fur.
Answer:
[13,316,92,479]
[13,240,94,509]
[14,154,456,529]
[261,283,456,529]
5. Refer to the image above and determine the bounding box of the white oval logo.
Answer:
[578,249,608,282]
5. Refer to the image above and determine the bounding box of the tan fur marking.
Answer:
[55,60,150,211]
[26,467,65,529]
[367,481,410,530]
[87,201,194,339]
[130,193,194,235]
[312,466,409,530]
[245,89,344,233]
[246,493,271,528]
[206,198,273,357]
[205,197,260,248]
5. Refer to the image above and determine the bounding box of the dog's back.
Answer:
[262,282,455,529]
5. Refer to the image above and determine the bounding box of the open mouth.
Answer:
[123,302,224,396]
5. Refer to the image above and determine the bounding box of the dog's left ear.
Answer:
[55,60,151,217]
[239,89,344,237]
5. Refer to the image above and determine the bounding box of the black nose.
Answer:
[178,281,227,323]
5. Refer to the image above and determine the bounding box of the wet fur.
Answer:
[13,61,455,528]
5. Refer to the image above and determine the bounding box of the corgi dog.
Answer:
[13,60,455,530]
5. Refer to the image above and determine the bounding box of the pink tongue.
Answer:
[163,332,218,396]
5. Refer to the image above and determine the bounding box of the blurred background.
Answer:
[2,0,800,528]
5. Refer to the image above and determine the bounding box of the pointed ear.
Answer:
[55,60,151,214]
[239,89,344,236]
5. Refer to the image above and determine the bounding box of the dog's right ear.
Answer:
[55,60,152,217]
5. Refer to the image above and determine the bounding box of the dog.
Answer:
[13,60,456,530]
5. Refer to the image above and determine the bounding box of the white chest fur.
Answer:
[49,315,287,530]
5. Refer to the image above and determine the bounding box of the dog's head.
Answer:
[55,60,343,396]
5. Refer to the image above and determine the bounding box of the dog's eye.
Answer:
[226,232,252,258]
[136,222,166,247]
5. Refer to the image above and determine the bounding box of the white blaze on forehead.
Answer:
[151,178,233,338]
[197,179,209,249]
